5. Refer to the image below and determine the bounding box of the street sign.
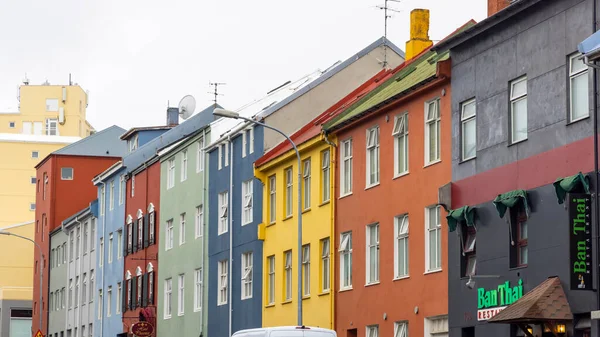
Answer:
[34,330,43,337]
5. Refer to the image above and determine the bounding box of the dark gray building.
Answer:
[433,0,599,336]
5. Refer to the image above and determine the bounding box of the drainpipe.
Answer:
[98,181,107,337]
[323,133,336,329]
[228,137,234,337]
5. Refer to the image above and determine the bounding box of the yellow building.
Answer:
[0,82,93,229]
[255,128,336,329]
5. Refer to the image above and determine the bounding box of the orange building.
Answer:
[322,13,474,337]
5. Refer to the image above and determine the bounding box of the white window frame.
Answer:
[510,76,528,144]
[218,260,228,306]
[164,278,172,319]
[285,168,293,217]
[167,158,175,189]
[365,126,380,187]
[284,251,292,301]
[241,252,253,300]
[195,205,204,239]
[321,238,330,292]
[394,321,408,337]
[249,126,255,154]
[224,142,229,167]
[119,175,125,205]
[97,290,102,320]
[100,185,105,216]
[425,206,442,272]
[108,233,113,264]
[137,214,143,248]
[426,315,449,336]
[367,325,379,337]
[131,175,135,197]
[61,167,73,180]
[178,274,185,316]
[166,220,174,251]
[392,113,409,176]
[181,150,188,182]
[394,215,409,279]
[242,180,253,225]
[99,238,104,267]
[107,287,112,317]
[116,282,122,314]
[179,213,186,245]
[194,268,203,312]
[460,99,477,161]
[242,130,248,158]
[196,137,205,173]
[340,139,353,196]
[339,232,352,289]
[269,175,276,224]
[569,53,590,122]
[46,118,59,136]
[218,145,223,170]
[302,245,310,296]
[425,99,441,165]
[117,230,122,260]
[46,98,59,112]
[321,150,330,203]
[303,159,311,210]
[267,255,275,305]
[109,181,114,210]
[218,192,228,235]
[366,223,380,284]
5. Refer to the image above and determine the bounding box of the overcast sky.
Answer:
[0,0,486,131]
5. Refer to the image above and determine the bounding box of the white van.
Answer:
[232,326,337,337]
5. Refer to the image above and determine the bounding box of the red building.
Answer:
[32,126,127,335]
[122,158,160,334]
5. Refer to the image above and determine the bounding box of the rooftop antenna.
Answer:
[375,0,402,68]
[22,73,29,85]
[208,81,226,107]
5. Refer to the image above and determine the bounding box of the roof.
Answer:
[488,277,573,324]
[207,36,405,150]
[432,0,541,52]
[35,125,128,169]
[324,21,475,131]
[254,68,396,167]
[62,205,92,227]
[578,30,600,60]
[120,125,174,140]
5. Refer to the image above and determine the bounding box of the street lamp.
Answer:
[213,108,304,326]
[0,229,44,334]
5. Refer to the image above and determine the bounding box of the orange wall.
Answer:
[333,80,451,337]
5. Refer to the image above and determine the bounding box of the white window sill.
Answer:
[393,172,409,180]
[164,315,172,320]
[393,275,410,281]
[424,269,443,275]
[218,232,228,236]
[424,159,442,168]
[194,308,202,312]
[217,303,227,306]
[339,192,353,200]
[338,287,353,293]
[241,296,252,301]
[365,281,380,287]
[509,138,527,146]
[365,182,380,191]
[178,312,184,317]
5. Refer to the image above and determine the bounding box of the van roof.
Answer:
[233,326,335,334]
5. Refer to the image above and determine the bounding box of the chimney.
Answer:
[488,0,510,16]
[166,107,179,126]
[405,9,433,61]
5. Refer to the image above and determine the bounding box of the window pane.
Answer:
[520,222,528,240]
[571,55,587,74]
[397,135,407,174]
[511,98,527,142]
[461,100,476,119]
[428,123,437,162]
[571,73,589,121]
[429,230,437,268]
[519,246,528,265]
[511,79,527,98]
[462,118,476,159]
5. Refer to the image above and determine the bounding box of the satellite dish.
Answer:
[178,95,196,120]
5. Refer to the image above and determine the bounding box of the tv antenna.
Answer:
[208,81,226,106]
[375,0,402,68]
[178,95,196,120]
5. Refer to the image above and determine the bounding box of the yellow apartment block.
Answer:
[0,82,92,230]
[255,134,336,329]
[0,222,35,301]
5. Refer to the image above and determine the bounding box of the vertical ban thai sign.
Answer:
[569,193,592,290]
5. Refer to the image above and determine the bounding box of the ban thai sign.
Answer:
[569,193,592,290]
[477,279,523,321]
[132,321,155,337]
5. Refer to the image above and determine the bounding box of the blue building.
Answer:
[205,36,405,337]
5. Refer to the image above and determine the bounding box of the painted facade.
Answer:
[33,126,127,335]
[48,228,68,337]
[431,0,600,336]
[157,128,211,337]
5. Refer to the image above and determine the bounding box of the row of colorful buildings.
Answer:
[24,0,600,336]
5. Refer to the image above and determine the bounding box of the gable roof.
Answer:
[207,36,405,150]
[324,21,476,132]
[254,68,396,167]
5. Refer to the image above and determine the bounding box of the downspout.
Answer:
[74,217,82,332]
[98,181,107,337]
[201,128,208,336]
[323,133,336,330]
[228,137,234,337]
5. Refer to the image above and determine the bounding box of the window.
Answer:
[321,238,330,292]
[284,250,292,301]
[367,325,378,337]
[218,145,223,170]
[570,53,589,122]
[426,206,442,272]
[178,274,185,315]
[46,98,59,112]
[218,260,228,305]
[242,180,253,225]
[510,76,528,143]
[462,226,477,277]
[394,322,408,337]
[109,181,114,210]
[83,223,88,254]
[90,221,95,251]
[267,255,275,305]
[117,230,122,259]
[167,159,175,189]
[131,175,135,197]
[179,213,186,245]
[70,232,74,262]
[76,227,80,257]
[242,130,248,158]
[339,232,352,289]
[100,185,105,216]
[224,142,229,167]
[31,177,36,184]
[301,160,311,210]
[249,127,255,154]
[196,137,205,172]
[97,290,102,319]
[129,135,138,153]
[107,287,112,317]
[302,245,310,296]
[149,211,156,245]
[426,316,448,336]
[510,206,528,268]
[9,121,15,128]
[119,175,125,205]
[116,282,122,314]
[460,99,477,160]
[148,271,155,304]
[32,151,39,159]
[269,175,276,223]
[69,279,73,308]
[30,203,36,211]
[194,268,203,312]
[366,127,380,186]
[99,238,104,267]
[319,150,331,203]
[46,119,59,136]
[425,99,441,164]
[89,271,94,303]
[218,192,228,234]
[394,215,409,278]
[195,205,204,239]
[43,173,47,199]
[108,233,113,264]
[341,139,353,195]
[285,168,293,217]
[366,224,380,284]
[164,278,172,318]
[127,221,133,252]
[390,114,410,177]
[241,252,253,299]
[61,167,73,180]
[166,220,173,250]
[181,150,188,181]
[127,278,132,310]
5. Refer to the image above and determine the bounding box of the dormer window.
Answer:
[129,135,139,153]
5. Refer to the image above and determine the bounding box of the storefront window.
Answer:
[10,309,32,337]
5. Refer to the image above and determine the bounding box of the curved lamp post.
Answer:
[213,108,304,326]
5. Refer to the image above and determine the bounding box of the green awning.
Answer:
[553,172,590,204]
[493,190,529,218]
[446,206,476,232]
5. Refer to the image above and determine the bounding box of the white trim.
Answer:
[0,220,35,231]
[460,98,477,161]
[0,133,81,144]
